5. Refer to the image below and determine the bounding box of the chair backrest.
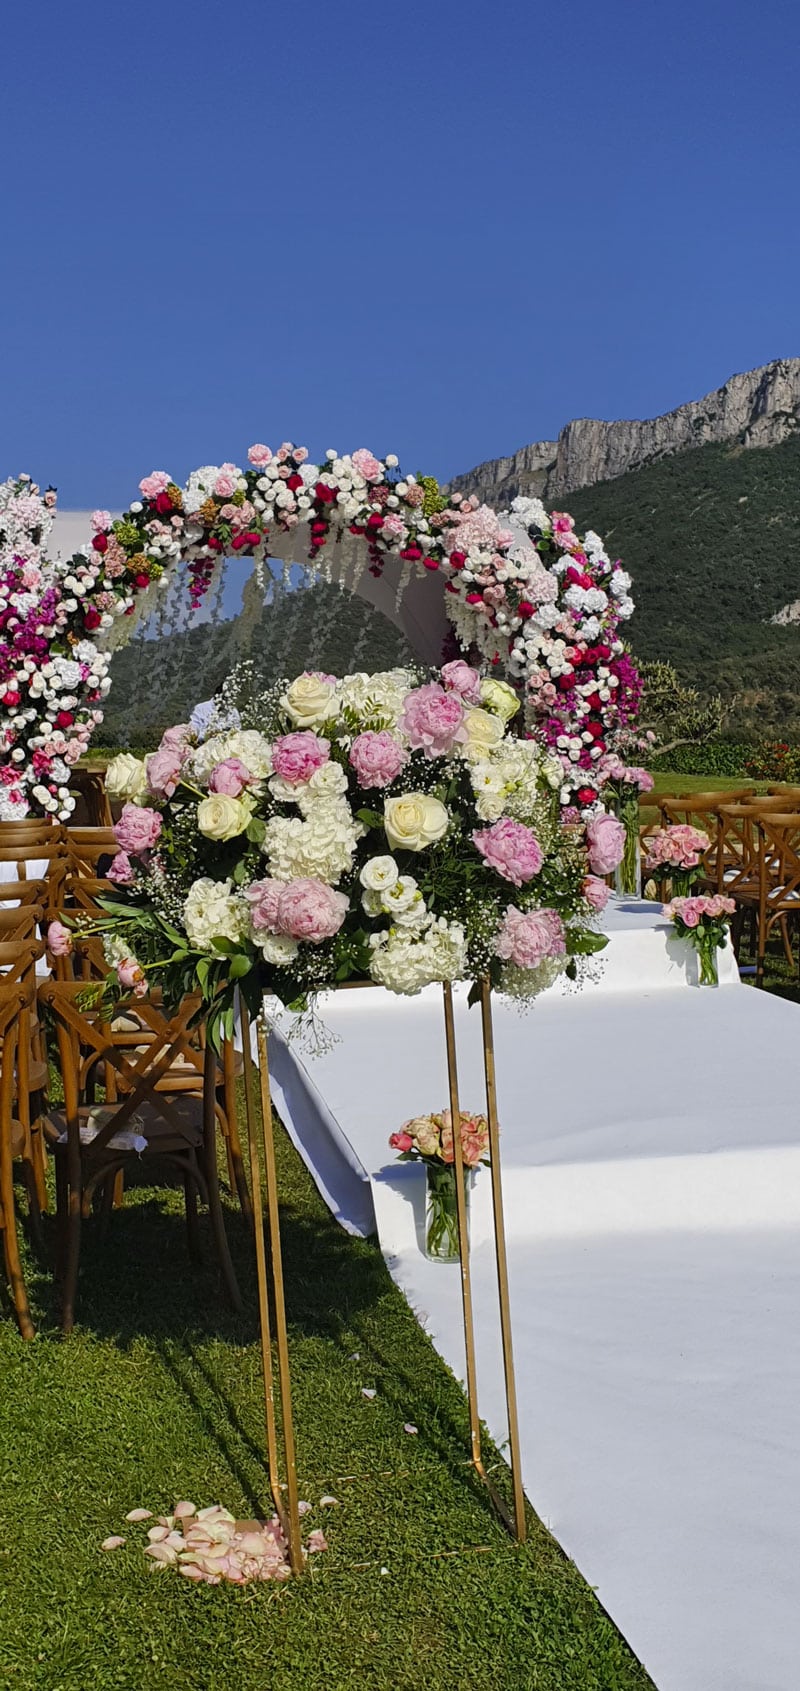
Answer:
[63,828,118,879]
[39,979,205,1156]
[0,906,44,943]
[753,814,800,914]
[0,939,45,989]
[67,769,113,828]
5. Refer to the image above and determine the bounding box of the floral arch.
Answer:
[0,446,639,820]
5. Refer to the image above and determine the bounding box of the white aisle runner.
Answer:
[260,927,800,1691]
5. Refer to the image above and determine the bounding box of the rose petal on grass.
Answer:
[147,1525,170,1543]
[307,1529,328,1553]
[124,1508,151,1523]
[403,1423,418,1435]
[100,1536,126,1551]
[144,1542,179,1567]
[173,1501,196,1520]
[297,1500,312,1517]
[319,1495,339,1508]
[348,1352,360,1362]
[361,1388,376,1400]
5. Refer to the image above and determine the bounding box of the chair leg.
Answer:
[20,1160,45,1255]
[0,1141,34,1340]
[60,1146,83,1335]
[780,914,794,968]
[203,1052,242,1311]
[183,1170,203,1264]
[219,1106,253,1225]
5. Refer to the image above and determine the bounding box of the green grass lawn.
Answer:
[0,1106,655,1691]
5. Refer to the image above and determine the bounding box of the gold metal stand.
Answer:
[238,1000,304,1574]
[442,978,527,1543]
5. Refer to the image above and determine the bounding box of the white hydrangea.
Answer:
[189,729,272,784]
[368,917,466,994]
[262,802,360,884]
[338,668,416,728]
[183,877,247,952]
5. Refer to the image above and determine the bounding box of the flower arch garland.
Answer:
[0,447,638,820]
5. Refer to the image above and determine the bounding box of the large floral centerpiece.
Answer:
[84,663,611,1036]
[1,444,639,820]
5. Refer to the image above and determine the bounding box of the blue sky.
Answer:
[2,0,799,507]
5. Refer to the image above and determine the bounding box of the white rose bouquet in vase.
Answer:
[78,662,607,1042]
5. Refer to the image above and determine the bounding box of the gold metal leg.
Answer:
[442,982,483,1472]
[238,1001,303,1574]
[479,977,527,1543]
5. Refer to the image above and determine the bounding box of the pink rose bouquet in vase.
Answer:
[644,824,711,899]
[597,758,654,898]
[390,1109,490,1262]
[663,893,736,986]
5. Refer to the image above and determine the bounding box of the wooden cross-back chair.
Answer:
[39,978,242,1331]
[716,805,800,983]
[0,980,38,1337]
[63,827,118,881]
[66,770,113,828]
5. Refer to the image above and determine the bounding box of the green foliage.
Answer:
[564,433,800,737]
[743,739,800,781]
[649,738,753,777]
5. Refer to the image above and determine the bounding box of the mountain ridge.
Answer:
[448,358,800,505]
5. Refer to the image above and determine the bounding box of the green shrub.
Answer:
[650,738,752,777]
[743,740,800,781]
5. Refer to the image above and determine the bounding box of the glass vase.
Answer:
[615,827,642,899]
[425,1162,470,1262]
[696,933,719,987]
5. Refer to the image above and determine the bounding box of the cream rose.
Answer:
[104,752,148,804]
[480,677,520,723]
[462,707,506,757]
[281,673,338,729]
[383,793,449,852]
[197,794,252,841]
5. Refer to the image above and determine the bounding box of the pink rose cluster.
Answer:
[245,876,348,943]
[399,683,466,758]
[586,813,626,876]
[472,818,543,887]
[389,1108,490,1168]
[348,730,407,788]
[663,893,736,929]
[494,906,566,969]
[271,731,329,784]
[644,824,710,872]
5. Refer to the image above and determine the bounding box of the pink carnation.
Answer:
[139,471,171,499]
[91,510,111,532]
[276,879,349,942]
[494,906,566,969]
[473,819,543,887]
[400,683,466,758]
[351,448,383,483]
[107,850,134,885]
[583,874,610,912]
[243,878,283,932]
[146,745,184,799]
[349,730,407,788]
[209,756,252,796]
[441,659,482,702]
[248,444,273,467]
[586,813,626,875]
[114,803,162,855]
[271,731,330,784]
[381,512,408,544]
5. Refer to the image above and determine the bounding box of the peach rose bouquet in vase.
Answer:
[390,1110,490,1262]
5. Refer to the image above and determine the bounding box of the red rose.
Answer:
[56,710,74,728]
[517,599,534,619]
[134,573,150,588]
[587,721,604,739]
[558,675,573,691]
[2,690,20,707]
[449,550,466,569]
[92,533,108,553]
[84,608,102,629]
[241,530,262,547]
[367,513,383,530]
[577,787,596,805]
[155,491,173,513]
[423,556,439,571]
[314,482,338,504]
[206,537,223,551]
[286,474,303,492]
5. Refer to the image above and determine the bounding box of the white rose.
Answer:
[257,933,299,965]
[281,673,338,729]
[197,794,252,841]
[360,856,399,893]
[105,752,148,804]
[461,707,506,758]
[479,677,520,722]
[183,878,247,952]
[383,793,449,852]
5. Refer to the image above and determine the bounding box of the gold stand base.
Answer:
[442,979,527,1543]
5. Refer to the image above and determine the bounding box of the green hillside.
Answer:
[564,434,800,736]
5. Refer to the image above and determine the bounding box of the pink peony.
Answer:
[276,879,349,942]
[400,683,466,758]
[159,723,191,754]
[209,757,252,797]
[91,509,111,531]
[243,878,283,932]
[441,659,482,702]
[473,819,543,887]
[47,919,72,957]
[114,803,162,855]
[586,813,626,875]
[248,443,273,466]
[138,471,171,499]
[146,744,184,799]
[117,958,147,996]
[107,850,134,885]
[494,906,566,969]
[583,874,610,912]
[271,731,330,784]
[351,448,383,483]
[349,730,407,788]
